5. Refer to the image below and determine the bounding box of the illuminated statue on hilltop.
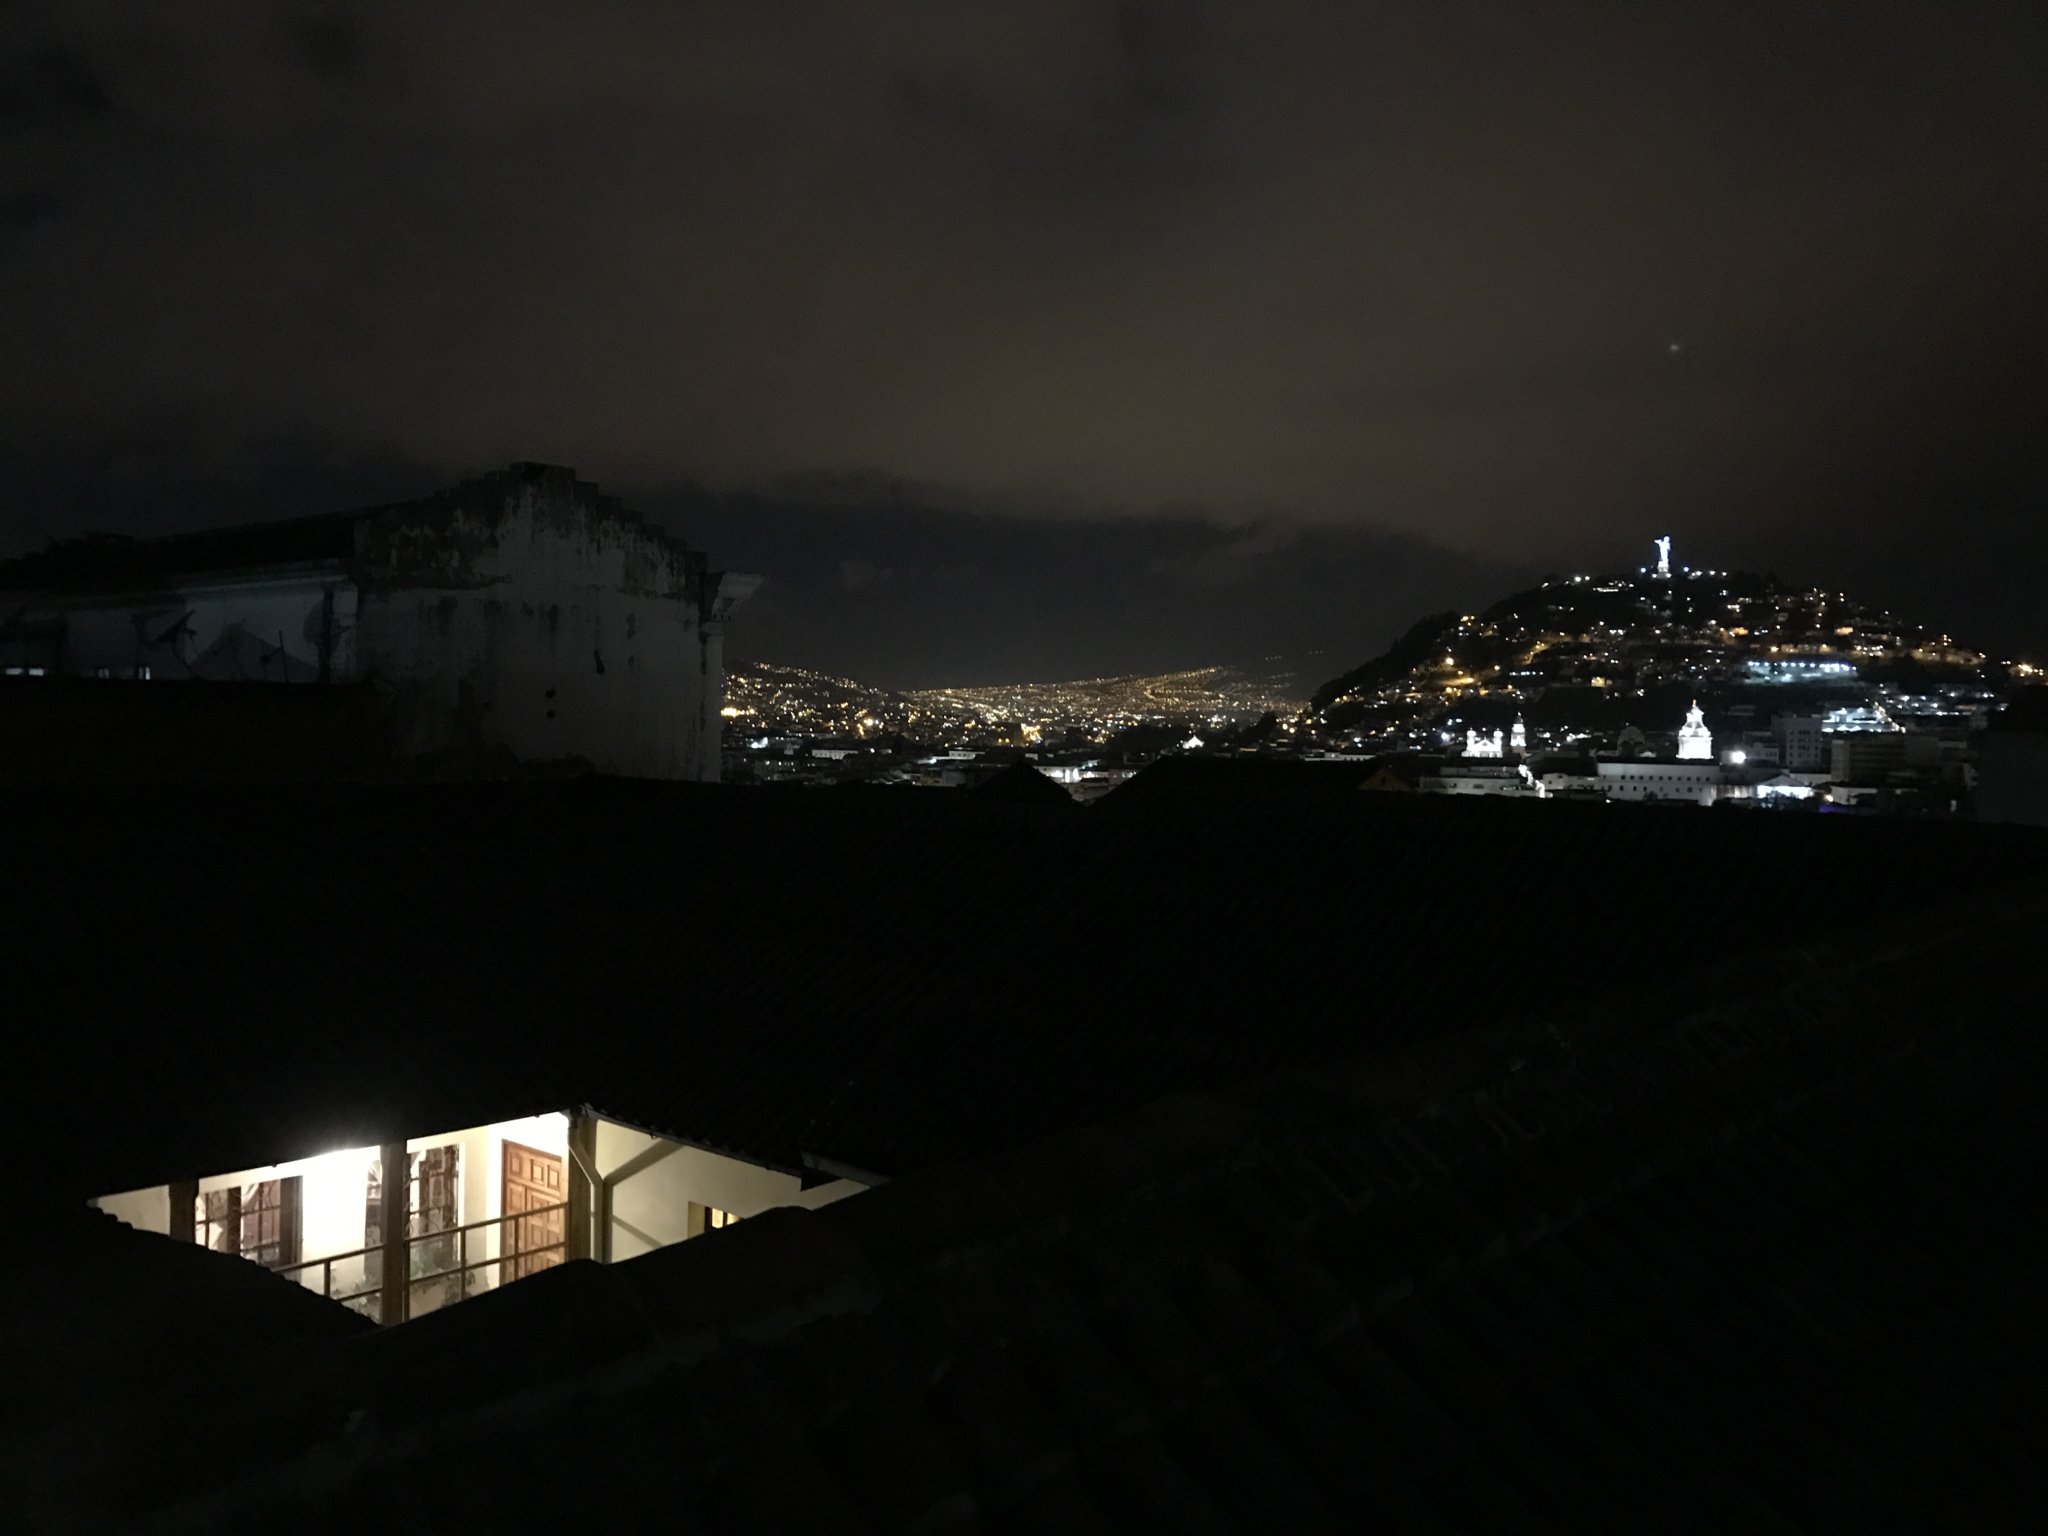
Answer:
[1676,699,1713,760]
[1655,535,1673,579]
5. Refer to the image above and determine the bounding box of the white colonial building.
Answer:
[0,464,755,780]
[1597,758,1721,806]
[1427,760,1545,798]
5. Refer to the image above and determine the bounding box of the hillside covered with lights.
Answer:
[1311,544,2019,747]
[725,660,1304,742]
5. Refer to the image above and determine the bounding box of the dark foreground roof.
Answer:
[2,1207,371,1522]
[10,779,1072,1195]
[971,757,1082,806]
[803,762,2048,1175]
[35,893,2048,1532]
[10,770,2047,1196]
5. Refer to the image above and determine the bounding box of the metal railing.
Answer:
[271,1200,570,1323]
[410,1201,569,1312]
[275,1242,384,1319]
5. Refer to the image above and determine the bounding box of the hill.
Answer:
[1312,551,2006,741]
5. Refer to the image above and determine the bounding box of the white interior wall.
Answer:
[594,1118,865,1263]
[473,1112,569,1278]
[89,1111,571,1301]
[88,1113,842,1307]
[93,1185,169,1235]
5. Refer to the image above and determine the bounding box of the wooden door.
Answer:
[501,1142,567,1284]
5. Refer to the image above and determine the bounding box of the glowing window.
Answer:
[691,1203,742,1235]
[197,1178,303,1269]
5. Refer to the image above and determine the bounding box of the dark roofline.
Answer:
[1597,755,1721,767]
[0,513,362,597]
[584,1102,826,1184]
[0,463,692,596]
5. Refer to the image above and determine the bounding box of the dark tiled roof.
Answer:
[558,784,1075,1169]
[56,894,2048,1532]
[9,780,1075,1194]
[2,1206,371,1524]
[11,774,2046,1197]
[1103,754,1383,808]
[0,676,391,783]
[805,766,2048,1175]
[972,758,1084,806]
[1360,753,1427,787]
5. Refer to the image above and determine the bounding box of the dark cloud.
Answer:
[2,185,62,232]
[1,1,2044,677]
[655,478,1532,688]
[0,46,111,124]
[287,16,363,80]
[1109,0,1211,122]
[834,558,893,594]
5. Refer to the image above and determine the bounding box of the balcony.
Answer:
[275,1199,570,1324]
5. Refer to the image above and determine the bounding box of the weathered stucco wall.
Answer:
[354,467,728,780]
[1,464,744,780]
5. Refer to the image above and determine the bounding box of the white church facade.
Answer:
[1462,715,1529,760]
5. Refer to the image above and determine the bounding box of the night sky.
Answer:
[4,3,2043,687]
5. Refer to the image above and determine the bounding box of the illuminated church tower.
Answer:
[1676,699,1713,760]
[1510,715,1527,756]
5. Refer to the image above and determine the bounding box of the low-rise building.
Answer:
[1532,755,1604,798]
[1426,760,1543,797]
[1596,758,1721,806]
[1774,713,1827,770]
[1831,730,1939,786]
[1974,691,2048,827]
[0,463,755,780]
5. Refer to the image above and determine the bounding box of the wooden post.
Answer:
[565,1110,596,1262]
[167,1179,197,1244]
[378,1140,409,1326]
